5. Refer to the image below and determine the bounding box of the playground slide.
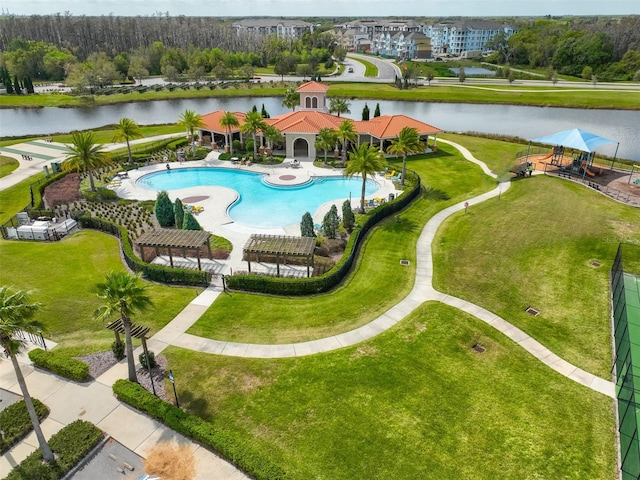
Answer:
[581,161,596,177]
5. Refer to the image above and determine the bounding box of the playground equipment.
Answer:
[550,145,565,165]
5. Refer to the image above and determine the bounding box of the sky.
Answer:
[3,0,639,18]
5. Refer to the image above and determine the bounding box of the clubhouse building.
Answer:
[198,81,442,160]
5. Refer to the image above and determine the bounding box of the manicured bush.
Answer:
[112,380,285,480]
[28,348,89,382]
[138,350,156,370]
[232,139,242,153]
[182,212,202,230]
[5,420,104,480]
[0,399,49,454]
[111,340,125,360]
[300,212,316,238]
[155,191,175,227]
[174,198,184,231]
[342,199,355,232]
[218,152,231,160]
[322,204,339,239]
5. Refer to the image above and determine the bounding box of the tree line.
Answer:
[486,16,640,80]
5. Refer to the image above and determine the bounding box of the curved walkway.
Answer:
[143,139,614,399]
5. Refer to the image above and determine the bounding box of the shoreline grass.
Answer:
[0,156,19,178]
[2,82,638,110]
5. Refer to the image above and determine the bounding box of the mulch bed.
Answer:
[76,351,169,401]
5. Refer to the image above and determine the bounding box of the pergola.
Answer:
[136,229,212,271]
[243,234,316,277]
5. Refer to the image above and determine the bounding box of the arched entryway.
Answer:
[293,138,309,158]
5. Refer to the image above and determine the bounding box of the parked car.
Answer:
[347,67,354,73]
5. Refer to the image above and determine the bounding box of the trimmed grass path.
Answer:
[139,139,615,399]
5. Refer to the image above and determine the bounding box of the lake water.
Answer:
[3,97,639,161]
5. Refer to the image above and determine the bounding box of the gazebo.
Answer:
[243,234,316,277]
[136,229,212,271]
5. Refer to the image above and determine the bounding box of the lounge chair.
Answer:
[384,170,396,179]
[191,205,204,213]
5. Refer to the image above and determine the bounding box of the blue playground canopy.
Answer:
[532,128,617,153]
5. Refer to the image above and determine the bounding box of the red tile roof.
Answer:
[296,81,330,93]
[200,111,246,132]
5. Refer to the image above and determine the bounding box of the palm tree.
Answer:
[282,87,299,111]
[178,109,205,155]
[112,117,142,165]
[95,272,153,383]
[386,126,424,186]
[336,119,358,163]
[219,111,240,155]
[344,143,387,213]
[63,130,110,192]
[0,287,54,462]
[315,128,337,165]
[329,97,351,117]
[263,125,283,152]
[240,110,268,160]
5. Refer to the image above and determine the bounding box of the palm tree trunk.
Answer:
[126,139,133,164]
[401,155,407,186]
[324,149,328,166]
[9,352,55,462]
[88,170,96,191]
[252,133,258,159]
[122,316,138,383]
[227,128,232,155]
[360,174,367,213]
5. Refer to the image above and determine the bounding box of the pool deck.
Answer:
[113,151,401,277]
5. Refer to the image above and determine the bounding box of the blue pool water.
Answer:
[138,167,380,228]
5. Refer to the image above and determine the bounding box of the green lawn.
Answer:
[0,230,200,355]
[0,156,19,178]
[349,56,378,77]
[165,302,616,479]
[187,145,496,343]
[0,172,45,225]
[3,81,638,110]
[433,175,640,378]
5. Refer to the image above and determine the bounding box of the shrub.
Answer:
[112,380,285,480]
[28,348,89,382]
[174,198,184,230]
[83,187,118,202]
[182,212,202,230]
[155,191,175,227]
[300,212,316,238]
[322,204,339,239]
[218,152,231,160]
[232,139,242,153]
[0,399,49,454]
[5,420,104,480]
[111,340,125,360]
[342,199,355,232]
[138,350,157,370]
[245,139,254,154]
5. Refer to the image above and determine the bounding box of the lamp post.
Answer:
[168,369,179,408]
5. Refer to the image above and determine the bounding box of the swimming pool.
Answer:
[137,167,380,228]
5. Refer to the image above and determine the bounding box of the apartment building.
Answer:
[424,20,515,56]
[233,19,314,39]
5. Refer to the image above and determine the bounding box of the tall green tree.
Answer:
[174,198,184,230]
[336,119,358,163]
[329,97,351,117]
[344,143,387,213]
[386,126,424,186]
[95,272,153,384]
[155,191,175,228]
[342,199,355,232]
[178,109,205,154]
[182,212,202,230]
[374,103,381,117]
[282,87,299,111]
[322,204,340,239]
[220,111,240,155]
[300,212,316,238]
[241,110,268,159]
[361,103,370,121]
[0,287,54,462]
[112,117,142,164]
[63,131,110,192]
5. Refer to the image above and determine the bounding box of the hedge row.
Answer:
[28,348,89,382]
[77,215,211,286]
[112,380,286,480]
[226,171,421,295]
[4,420,104,480]
[0,399,49,454]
